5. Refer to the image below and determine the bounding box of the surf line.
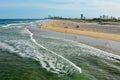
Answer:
[26,28,82,73]
[41,35,120,60]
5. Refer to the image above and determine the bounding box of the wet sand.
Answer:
[39,20,120,56]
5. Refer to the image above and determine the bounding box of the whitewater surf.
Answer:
[0,19,120,80]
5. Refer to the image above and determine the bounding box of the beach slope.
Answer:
[40,20,120,42]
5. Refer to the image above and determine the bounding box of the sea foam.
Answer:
[26,28,82,74]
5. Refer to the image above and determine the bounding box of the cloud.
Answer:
[51,0,74,3]
[91,1,120,10]
[0,0,120,11]
[0,2,82,10]
[50,0,120,11]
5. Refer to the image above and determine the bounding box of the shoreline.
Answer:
[40,20,120,42]
[38,28,120,56]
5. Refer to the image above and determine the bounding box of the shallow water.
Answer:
[0,19,120,80]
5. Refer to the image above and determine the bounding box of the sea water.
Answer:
[0,19,120,80]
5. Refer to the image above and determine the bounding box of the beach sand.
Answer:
[39,20,120,55]
[40,20,120,42]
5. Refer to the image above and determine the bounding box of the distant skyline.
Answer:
[0,0,120,19]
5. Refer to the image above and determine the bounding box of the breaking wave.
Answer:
[26,28,82,74]
[39,35,120,62]
[0,19,120,80]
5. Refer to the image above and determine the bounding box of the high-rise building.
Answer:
[103,15,106,19]
[100,16,102,19]
[118,17,120,20]
[81,14,84,19]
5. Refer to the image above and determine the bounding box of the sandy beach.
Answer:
[40,20,120,42]
[40,20,120,56]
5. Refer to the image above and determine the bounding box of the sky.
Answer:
[0,0,120,19]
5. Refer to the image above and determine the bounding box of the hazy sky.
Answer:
[0,0,120,19]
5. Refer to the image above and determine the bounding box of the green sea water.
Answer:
[0,19,120,80]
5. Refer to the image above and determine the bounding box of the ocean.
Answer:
[0,19,120,80]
